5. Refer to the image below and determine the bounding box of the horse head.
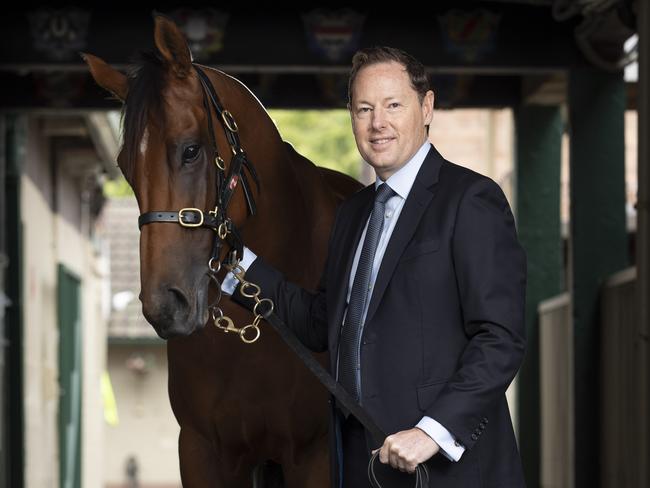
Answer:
[83,15,274,339]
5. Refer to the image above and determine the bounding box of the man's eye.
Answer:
[388,102,400,109]
[358,107,371,114]
[182,144,201,164]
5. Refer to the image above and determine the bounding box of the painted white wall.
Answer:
[104,345,181,488]
[21,115,110,488]
[22,117,59,488]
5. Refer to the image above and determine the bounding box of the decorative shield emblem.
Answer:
[169,8,229,61]
[438,9,501,63]
[303,9,365,63]
[28,8,90,61]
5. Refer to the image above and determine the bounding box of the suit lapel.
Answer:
[363,145,443,327]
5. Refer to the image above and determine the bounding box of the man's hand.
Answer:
[371,427,440,473]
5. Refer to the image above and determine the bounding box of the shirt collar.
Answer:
[374,141,432,200]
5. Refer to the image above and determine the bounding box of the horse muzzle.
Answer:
[140,279,209,339]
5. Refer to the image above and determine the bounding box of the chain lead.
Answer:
[206,259,273,344]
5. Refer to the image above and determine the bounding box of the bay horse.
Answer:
[83,14,361,488]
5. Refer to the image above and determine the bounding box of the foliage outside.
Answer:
[103,109,361,198]
[268,109,361,179]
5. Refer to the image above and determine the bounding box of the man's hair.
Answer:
[347,46,430,105]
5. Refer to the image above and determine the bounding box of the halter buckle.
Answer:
[178,208,204,228]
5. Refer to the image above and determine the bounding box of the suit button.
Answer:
[471,434,478,441]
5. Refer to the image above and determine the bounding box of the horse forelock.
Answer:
[121,50,167,184]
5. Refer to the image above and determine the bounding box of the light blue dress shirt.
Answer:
[222,141,465,462]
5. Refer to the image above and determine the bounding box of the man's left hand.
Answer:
[371,428,440,473]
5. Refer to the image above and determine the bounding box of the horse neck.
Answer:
[213,72,333,273]
[249,139,331,270]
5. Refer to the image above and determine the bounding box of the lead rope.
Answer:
[222,258,431,488]
[368,451,430,488]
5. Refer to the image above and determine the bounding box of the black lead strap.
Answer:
[246,297,388,447]
[229,261,430,488]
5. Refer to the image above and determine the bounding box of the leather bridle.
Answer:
[137,64,260,271]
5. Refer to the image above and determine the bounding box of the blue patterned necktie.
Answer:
[338,183,396,404]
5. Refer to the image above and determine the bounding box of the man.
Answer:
[223,46,527,487]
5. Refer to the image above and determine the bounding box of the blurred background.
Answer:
[0,2,647,487]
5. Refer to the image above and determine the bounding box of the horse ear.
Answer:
[81,52,128,102]
[153,14,193,78]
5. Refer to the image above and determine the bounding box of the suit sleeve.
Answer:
[231,256,328,352]
[229,205,343,353]
[425,177,527,451]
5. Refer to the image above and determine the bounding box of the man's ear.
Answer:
[422,90,434,126]
[81,52,128,101]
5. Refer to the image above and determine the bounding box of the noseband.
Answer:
[137,64,259,272]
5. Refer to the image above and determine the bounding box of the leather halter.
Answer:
[137,64,260,265]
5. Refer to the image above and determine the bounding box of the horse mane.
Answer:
[120,50,167,183]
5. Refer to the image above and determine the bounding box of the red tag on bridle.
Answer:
[229,175,239,191]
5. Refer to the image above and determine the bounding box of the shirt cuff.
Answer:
[416,416,465,462]
[221,246,258,295]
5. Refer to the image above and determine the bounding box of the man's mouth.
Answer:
[370,137,395,146]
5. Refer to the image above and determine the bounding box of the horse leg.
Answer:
[253,460,284,488]
[178,427,222,487]
[179,427,263,488]
[281,436,330,488]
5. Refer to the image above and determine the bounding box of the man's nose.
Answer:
[371,109,387,130]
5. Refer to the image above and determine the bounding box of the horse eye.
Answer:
[182,144,201,164]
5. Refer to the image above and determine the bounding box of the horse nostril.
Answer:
[168,286,190,310]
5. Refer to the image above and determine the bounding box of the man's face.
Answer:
[350,61,434,181]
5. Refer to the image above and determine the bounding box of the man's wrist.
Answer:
[416,416,465,462]
[221,246,257,294]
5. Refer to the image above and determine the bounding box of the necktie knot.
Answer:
[375,183,395,205]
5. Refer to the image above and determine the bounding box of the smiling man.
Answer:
[225,46,527,487]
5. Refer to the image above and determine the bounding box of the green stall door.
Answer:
[57,265,82,488]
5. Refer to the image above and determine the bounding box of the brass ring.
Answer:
[240,282,261,298]
[253,298,274,317]
[221,110,239,133]
[215,156,225,170]
[240,324,260,344]
[211,307,223,322]
[206,273,223,310]
[218,222,229,240]
[208,257,221,273]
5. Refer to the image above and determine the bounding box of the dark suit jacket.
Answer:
[232,145,527,487]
